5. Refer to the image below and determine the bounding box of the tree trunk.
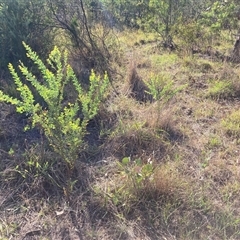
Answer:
[231,36,240,62]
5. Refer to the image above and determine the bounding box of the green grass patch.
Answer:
[151,53,179,68]
[206,79,234,99]
[221,110,240,138]
[207,134,222,149]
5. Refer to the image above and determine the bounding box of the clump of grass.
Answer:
[199,60,213,73]
[207,134,222,149]
[206,79,234,100]
[108,118,167,158]
[181,55,195,68]
[144,162,184,199]
[1,142,67,199]
[221,181,240,203]
[182,57,214,73]
[96,159,185,215]
[221,110,240,138]
[126,62,152,102]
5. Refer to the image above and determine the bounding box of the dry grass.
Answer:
[124,61,152,103]
[1,29,240,240]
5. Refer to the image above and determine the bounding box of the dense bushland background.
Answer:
[1,0,240,239]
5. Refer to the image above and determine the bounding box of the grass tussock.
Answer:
[123,61,152,103]
[221,110,240,138]
[206,79,235,99]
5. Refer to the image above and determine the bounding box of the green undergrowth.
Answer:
[206,79,234,99]
[221,110,240,139]
[151,53,179,68]
[0,42,109,195]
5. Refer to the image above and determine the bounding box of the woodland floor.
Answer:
[1,31,240,239]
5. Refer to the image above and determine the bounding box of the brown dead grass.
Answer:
[123,61,152,103]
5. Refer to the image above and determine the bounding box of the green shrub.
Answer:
[145,73,185,102]
[0,42,109,172]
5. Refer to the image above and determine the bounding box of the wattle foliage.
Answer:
[0,42,109,170]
